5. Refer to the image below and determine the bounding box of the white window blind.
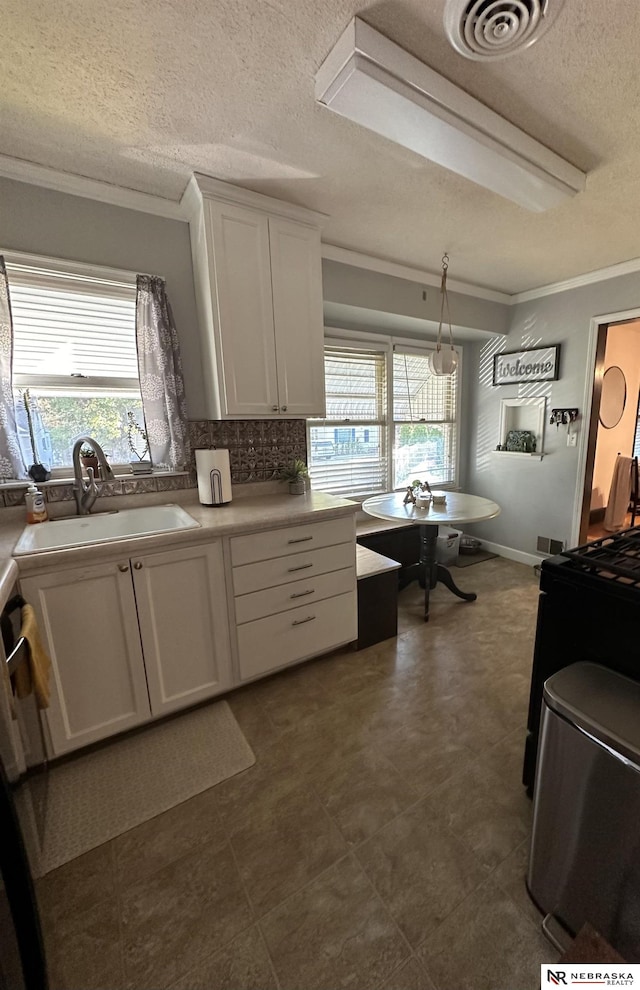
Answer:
[4,256,144,471]
[392,348,458,488]
[7,261,139,389]
[308,345,388,496]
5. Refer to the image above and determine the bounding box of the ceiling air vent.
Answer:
[444,0,565,61]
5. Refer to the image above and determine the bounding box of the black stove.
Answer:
[523,526,640,793]
[560,527,640,586]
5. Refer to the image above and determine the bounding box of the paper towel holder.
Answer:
[195,448,232,506]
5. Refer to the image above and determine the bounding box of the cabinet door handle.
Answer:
[118,564,129,573]
[292,615,316,626]
[288,563,313,572]
[290,588,315,599]
[281,405,287,412]
[272,405,279,411]
[288,536,313,544]
[133,562,143,570]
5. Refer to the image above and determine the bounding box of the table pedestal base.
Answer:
[416,524,477,621]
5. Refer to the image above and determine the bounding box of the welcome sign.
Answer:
[493,345,560,385]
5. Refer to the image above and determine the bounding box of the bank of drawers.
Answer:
[230,516,357,681]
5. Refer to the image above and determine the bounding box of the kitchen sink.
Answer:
[13,504,201,555]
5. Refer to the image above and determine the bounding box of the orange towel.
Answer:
[11,604,51,709]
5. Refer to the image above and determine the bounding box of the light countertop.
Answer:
[0,558,19,611]
[3,491,358,575]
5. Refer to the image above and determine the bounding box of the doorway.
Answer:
[577,317,640,544]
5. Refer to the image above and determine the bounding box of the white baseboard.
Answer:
[480,540,545,568]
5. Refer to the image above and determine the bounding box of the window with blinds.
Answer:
[5,257,144,471]
[392,348,458,489]
[308,339,460,497]
[307,346,388,495]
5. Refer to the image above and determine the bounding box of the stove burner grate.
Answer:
[560,526,640,585]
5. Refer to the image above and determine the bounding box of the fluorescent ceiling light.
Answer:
[315,18,586,212]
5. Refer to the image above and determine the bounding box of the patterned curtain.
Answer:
[0,258,27,480]
[135,275,189,471]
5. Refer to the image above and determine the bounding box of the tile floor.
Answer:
[35,558,557,990]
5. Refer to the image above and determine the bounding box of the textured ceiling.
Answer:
[2,0,640,293]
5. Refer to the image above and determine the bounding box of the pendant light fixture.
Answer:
[429,254,459,376]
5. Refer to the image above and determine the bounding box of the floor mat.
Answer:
[35,700,254,874]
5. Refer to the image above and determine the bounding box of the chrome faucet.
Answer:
[72,437,115,515]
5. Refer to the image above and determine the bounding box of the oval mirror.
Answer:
[599,365,627,429]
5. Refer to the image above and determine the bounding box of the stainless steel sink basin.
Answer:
[13,504,200,555]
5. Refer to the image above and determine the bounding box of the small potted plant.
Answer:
[127,412,152,474]
[279,459,309,495]
[80,445,100,475]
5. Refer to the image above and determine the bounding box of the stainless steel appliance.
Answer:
[523,525,640,792]
[528,662,640,959]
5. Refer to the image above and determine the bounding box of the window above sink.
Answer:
[5,252,144,475]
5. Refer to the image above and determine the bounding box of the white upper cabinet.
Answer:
[205,201,279,417]
[268,217,325,417]
[184,175,327,419]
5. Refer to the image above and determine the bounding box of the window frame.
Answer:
[307,330,462,500]
[3,249,145,477]
[308,337,389,496]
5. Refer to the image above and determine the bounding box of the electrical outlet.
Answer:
[567,432,577,447]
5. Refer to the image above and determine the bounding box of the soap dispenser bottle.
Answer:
[25,484,48,524]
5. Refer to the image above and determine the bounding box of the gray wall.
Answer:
[322,260,510,335]
[0,177,207,418]
[321,260,512,493]
[466,272,640,555]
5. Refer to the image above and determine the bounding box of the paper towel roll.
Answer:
[195,449,232,506]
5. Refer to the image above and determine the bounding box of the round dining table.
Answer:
[362,491,501,621]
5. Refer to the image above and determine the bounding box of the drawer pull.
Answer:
[287,535,313,544]
[290,588,315,599]
[288,563,313,572]
[292,615,316,626]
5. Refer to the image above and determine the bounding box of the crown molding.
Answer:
[321,244,511,304]
[3,154,640,305]
[511,256,640,304]
[186,173,329,227]
[0,154,186,221]
[324,244,640,306]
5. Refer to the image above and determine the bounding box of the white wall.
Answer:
[591,320,640,511]
[466,273,640,555]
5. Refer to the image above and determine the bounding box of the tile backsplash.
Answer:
[0,418,307,509]
[189,419,307,484]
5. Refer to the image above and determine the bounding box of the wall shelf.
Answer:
[492,450,545,460]
[497,396,547,456]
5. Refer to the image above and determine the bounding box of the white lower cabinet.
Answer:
[236,591,357,681]
[132,543,232,717]
[18,514,358,756]
[21,561,152,756]
[21,542,232,756]
[231,517,358,681]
